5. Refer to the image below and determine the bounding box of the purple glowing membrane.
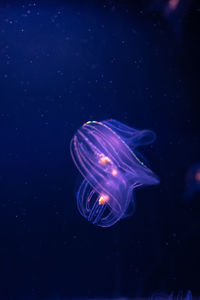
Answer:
[70,119,159,227]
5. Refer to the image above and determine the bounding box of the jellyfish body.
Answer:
[184,163,200,202]
[70,119,159,227]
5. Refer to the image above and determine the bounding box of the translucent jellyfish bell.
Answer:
[70,119,159,227]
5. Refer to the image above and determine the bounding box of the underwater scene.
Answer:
[0,0,199,299]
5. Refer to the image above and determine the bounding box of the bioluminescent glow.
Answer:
[70,119,159,227]
[184,163,200,200]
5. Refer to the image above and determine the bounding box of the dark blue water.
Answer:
[0,0,199,299]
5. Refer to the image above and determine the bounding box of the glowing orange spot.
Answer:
[112,169,117,176]
[168,0,179,10]
[99,194,109,205]
[195,171,200,182]
[99,156,111,165]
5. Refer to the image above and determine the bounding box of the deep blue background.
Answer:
[0,0,199,298]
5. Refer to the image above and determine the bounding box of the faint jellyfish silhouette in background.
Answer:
[148,0,193,38]
[70,119,159,227]
[184,163,200,206]
[150,290,192,300]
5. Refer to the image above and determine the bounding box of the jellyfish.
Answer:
[150,290,192,300]
[184,163,200,203]
[70,119,159,227]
